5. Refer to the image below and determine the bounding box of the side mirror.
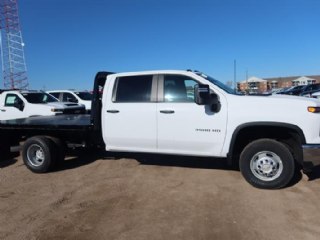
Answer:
[13,98,24,111]
[194,84,211,105]
[194,84,221,113]
[209,93,221,113]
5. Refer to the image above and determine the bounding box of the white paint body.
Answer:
[101,70,320,157]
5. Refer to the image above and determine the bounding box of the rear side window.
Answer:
[114,75,153,102]
[62,93,78,103]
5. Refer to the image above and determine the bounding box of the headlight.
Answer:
[307,107,320,113]
[51,108,63,113]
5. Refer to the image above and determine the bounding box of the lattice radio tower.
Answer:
[0,0,28,89]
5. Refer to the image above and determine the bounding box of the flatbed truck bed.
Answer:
[0,72,109,173]
[0,114,92,130]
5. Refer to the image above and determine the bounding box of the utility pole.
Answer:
[233,59,236,91]
[246,69,249,94]
[0,0,28,89]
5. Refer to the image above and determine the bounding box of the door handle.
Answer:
[160,110,175,114]
[107,110,119,113]
[0,109,6,112]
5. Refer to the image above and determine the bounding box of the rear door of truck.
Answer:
[103,74,157,152]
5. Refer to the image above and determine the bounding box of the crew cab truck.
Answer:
[0,90,86,120]
[1,70,320,189]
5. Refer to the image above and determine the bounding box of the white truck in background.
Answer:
[47,90,93,113]
[1,70,320,189]
[0,90,85,120]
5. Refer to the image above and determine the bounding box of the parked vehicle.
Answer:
[310,91,320,99]
[300,83,320,97]
[270,88,284,94]
[47,90,92,113]
[278,85,306,95]
[0,89,85,120]
[1,70,320,189]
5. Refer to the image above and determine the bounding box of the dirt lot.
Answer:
[1,151,320,240]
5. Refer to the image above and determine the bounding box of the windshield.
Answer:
[194,72,238,94]
[74,92,93,101]
[22,92,58,104]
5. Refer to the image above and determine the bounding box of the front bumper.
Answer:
[303,144,320,162]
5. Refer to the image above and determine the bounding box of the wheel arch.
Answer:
[228,122,306,166]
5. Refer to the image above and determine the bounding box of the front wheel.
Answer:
[239,139,295,189]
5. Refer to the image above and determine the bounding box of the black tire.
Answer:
[239,138,295,189]
[22,136,56,173]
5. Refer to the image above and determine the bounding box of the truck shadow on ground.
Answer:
[53,149,106,172]
[0,153,19,169]
[304,164,320,181]
[51,150,320,185]
[55,150,237,172]
[131,153,237,171]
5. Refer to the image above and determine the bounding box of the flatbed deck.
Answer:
[0,114,98,147]
[0,114,92,130]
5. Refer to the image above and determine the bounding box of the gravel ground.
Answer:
[1,151,320,240]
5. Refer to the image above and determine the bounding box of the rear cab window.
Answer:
[113,75,153,102]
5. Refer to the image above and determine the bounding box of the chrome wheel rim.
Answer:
[27,144,45,167]
[250,151,283,181]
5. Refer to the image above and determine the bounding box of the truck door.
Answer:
[103,74,157,152]
[157,74,227,156]
[0,93,25,120]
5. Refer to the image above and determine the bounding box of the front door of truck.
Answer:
[103,74,157,152]
[0,93,25,120]
[157,74,228,156]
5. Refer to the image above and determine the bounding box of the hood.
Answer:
[235,93,320,106]
[227,93,320,128]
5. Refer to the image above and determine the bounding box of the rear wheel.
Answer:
[239,139,295,189]
[22,136,56,173]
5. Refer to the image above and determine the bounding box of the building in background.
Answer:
[291,76,316,86]
[238,76,267,94]
[237,75,320,93]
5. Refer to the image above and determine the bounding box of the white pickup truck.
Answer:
[0,70,320,189]
[47,90,92,113]
[0,90,86,120]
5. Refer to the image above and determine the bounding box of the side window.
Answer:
[5,94,21,107]
[50,92,60,99]
[164,75,197,102]
[115,75,153,102]
[63,93,78,103]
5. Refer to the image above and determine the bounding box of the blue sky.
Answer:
[15,0,320,90]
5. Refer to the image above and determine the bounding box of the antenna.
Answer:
[0,0,28,89]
